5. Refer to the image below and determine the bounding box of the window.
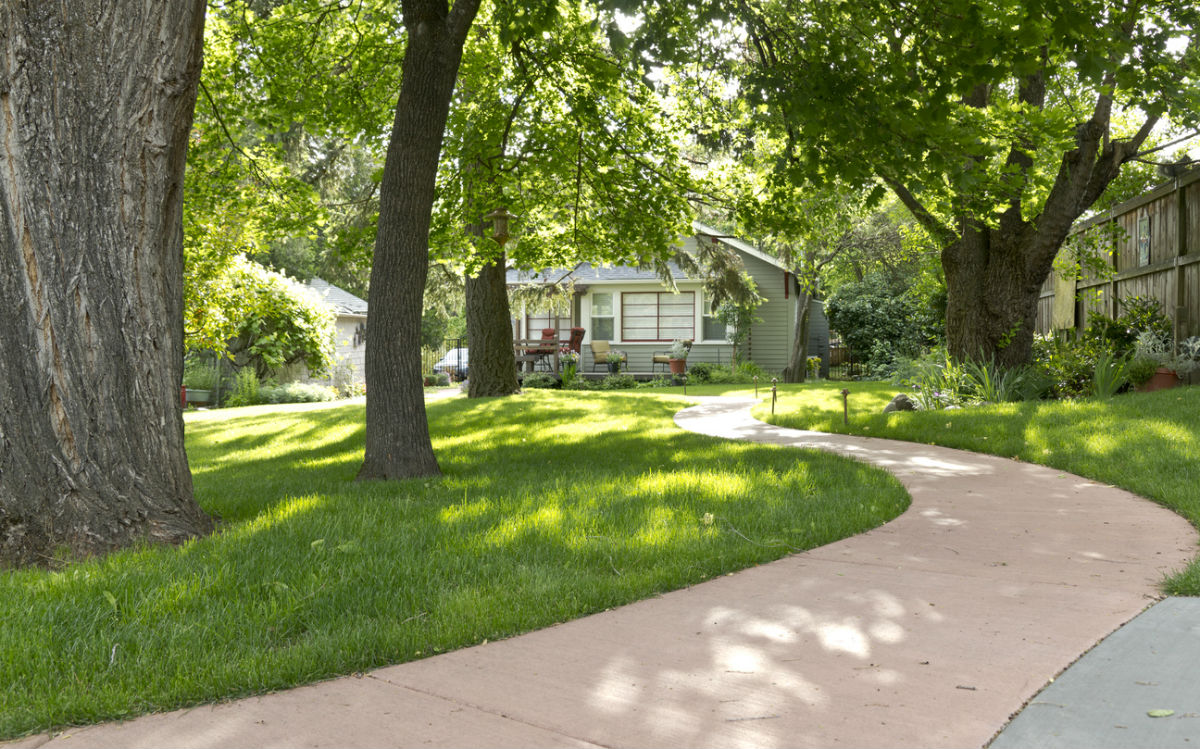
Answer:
[701,299,727,341]
[590,292,614,341]
[621,291,694,341]
[526,301,569,339]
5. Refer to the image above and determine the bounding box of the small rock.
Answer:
[883,393,916,413]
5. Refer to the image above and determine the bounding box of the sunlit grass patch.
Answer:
[757,381,1200,594]
[0,389,907,739]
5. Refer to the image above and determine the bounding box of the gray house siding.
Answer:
[807,299,831,376]
[741,252,794,372]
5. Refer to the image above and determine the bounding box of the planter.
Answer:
[668,358,687,375]
[185,388,212,405]
[1137,367,1182,393]
[607,361,621,375]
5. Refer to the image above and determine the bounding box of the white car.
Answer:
[432,348,469,380]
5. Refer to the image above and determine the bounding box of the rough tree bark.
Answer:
[465,256,520,397]
[357,0,481,480]
[781,288,813,383]
[0,2,213,566]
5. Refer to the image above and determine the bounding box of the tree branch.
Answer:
[880,175,956,246]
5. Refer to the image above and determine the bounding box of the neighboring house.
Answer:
[301,278,368,385]
[506,221,829,374]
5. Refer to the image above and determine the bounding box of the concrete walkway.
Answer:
[12,397,1196,748]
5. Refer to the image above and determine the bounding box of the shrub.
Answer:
[636,376,674,389]
[687,362,717,382]
[257,382,337,404]
[521,372,559,389]
[182,358,221,390]
[1127,356,1159,386]
[1031,334,1102,398]
[224,368,261,407]
[826,271,943,374]
[597,374,637,390]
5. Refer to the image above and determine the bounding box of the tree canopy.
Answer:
[734,0,1200,364]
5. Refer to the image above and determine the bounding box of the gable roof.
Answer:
[505,221,784,286]
[303,278,369,317]
[691,221,788,271]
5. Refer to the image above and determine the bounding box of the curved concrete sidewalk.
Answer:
[13,397,1196,748]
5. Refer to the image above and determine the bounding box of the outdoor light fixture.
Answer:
[486,206,516,247]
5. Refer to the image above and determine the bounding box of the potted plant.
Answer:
[182,358,220,405]
[1131,331,1199,392]
[560,347,579,385]
[667,339,690,375]
[605,351,624,375]
[806,355,822,380]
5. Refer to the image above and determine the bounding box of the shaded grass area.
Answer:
[0,391,908,739]
[755,381,1200,593]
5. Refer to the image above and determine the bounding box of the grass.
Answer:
[753,380,1200,594]
[0,390,908,739]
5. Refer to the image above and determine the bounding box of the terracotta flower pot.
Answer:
[1138,367,1182,393]
[668,358,687,375]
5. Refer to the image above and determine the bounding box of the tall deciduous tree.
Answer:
[436,3,695,397]
[0,2,214,566]
[740,0,1200,365]
[357,0,482,480]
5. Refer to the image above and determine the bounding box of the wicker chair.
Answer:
[589,339,627,372]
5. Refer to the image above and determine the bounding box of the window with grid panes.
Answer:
[621,291,694,341]
[590,292,614,340]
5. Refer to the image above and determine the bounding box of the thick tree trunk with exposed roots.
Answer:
[357,2,480,480]
[466,256,520,397]
[942,222,1058,367]
[0,1,213,566]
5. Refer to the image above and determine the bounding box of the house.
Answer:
[302,278,368,385]
[506,222,829,375]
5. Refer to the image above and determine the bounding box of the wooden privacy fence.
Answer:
[1037,166,1200,344]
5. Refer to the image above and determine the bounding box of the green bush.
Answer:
[826,271,944,374]
[182,358,221,390]
[224,368,261,407]
[1126,356,1158,386]
[636,376,674,389]
[258,382,338,404]
[687,361,717,382]
[521,372,559,389]
[597,374,637,390]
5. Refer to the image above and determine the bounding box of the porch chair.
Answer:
[567,327,586,354]
[589,339,627,372]
[652,339,692,373]
[533,327,558,371]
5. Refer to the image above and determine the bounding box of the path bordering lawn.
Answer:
[10,396,1194,748]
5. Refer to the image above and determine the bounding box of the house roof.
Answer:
[690,221,788,271]
[507,260,694,286]
[506,221,785,287]
[303,278,369,317]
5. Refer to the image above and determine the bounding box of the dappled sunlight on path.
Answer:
[18,397,1196,749]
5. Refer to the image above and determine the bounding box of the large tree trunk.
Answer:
[0,2,213,566]
[781,288,813,383]
[466,256,520,397]
[357,1,480,480]
[942,215,1072,367]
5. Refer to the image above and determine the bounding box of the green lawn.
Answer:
[753,380,1200,594]
[0,390,907,739]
